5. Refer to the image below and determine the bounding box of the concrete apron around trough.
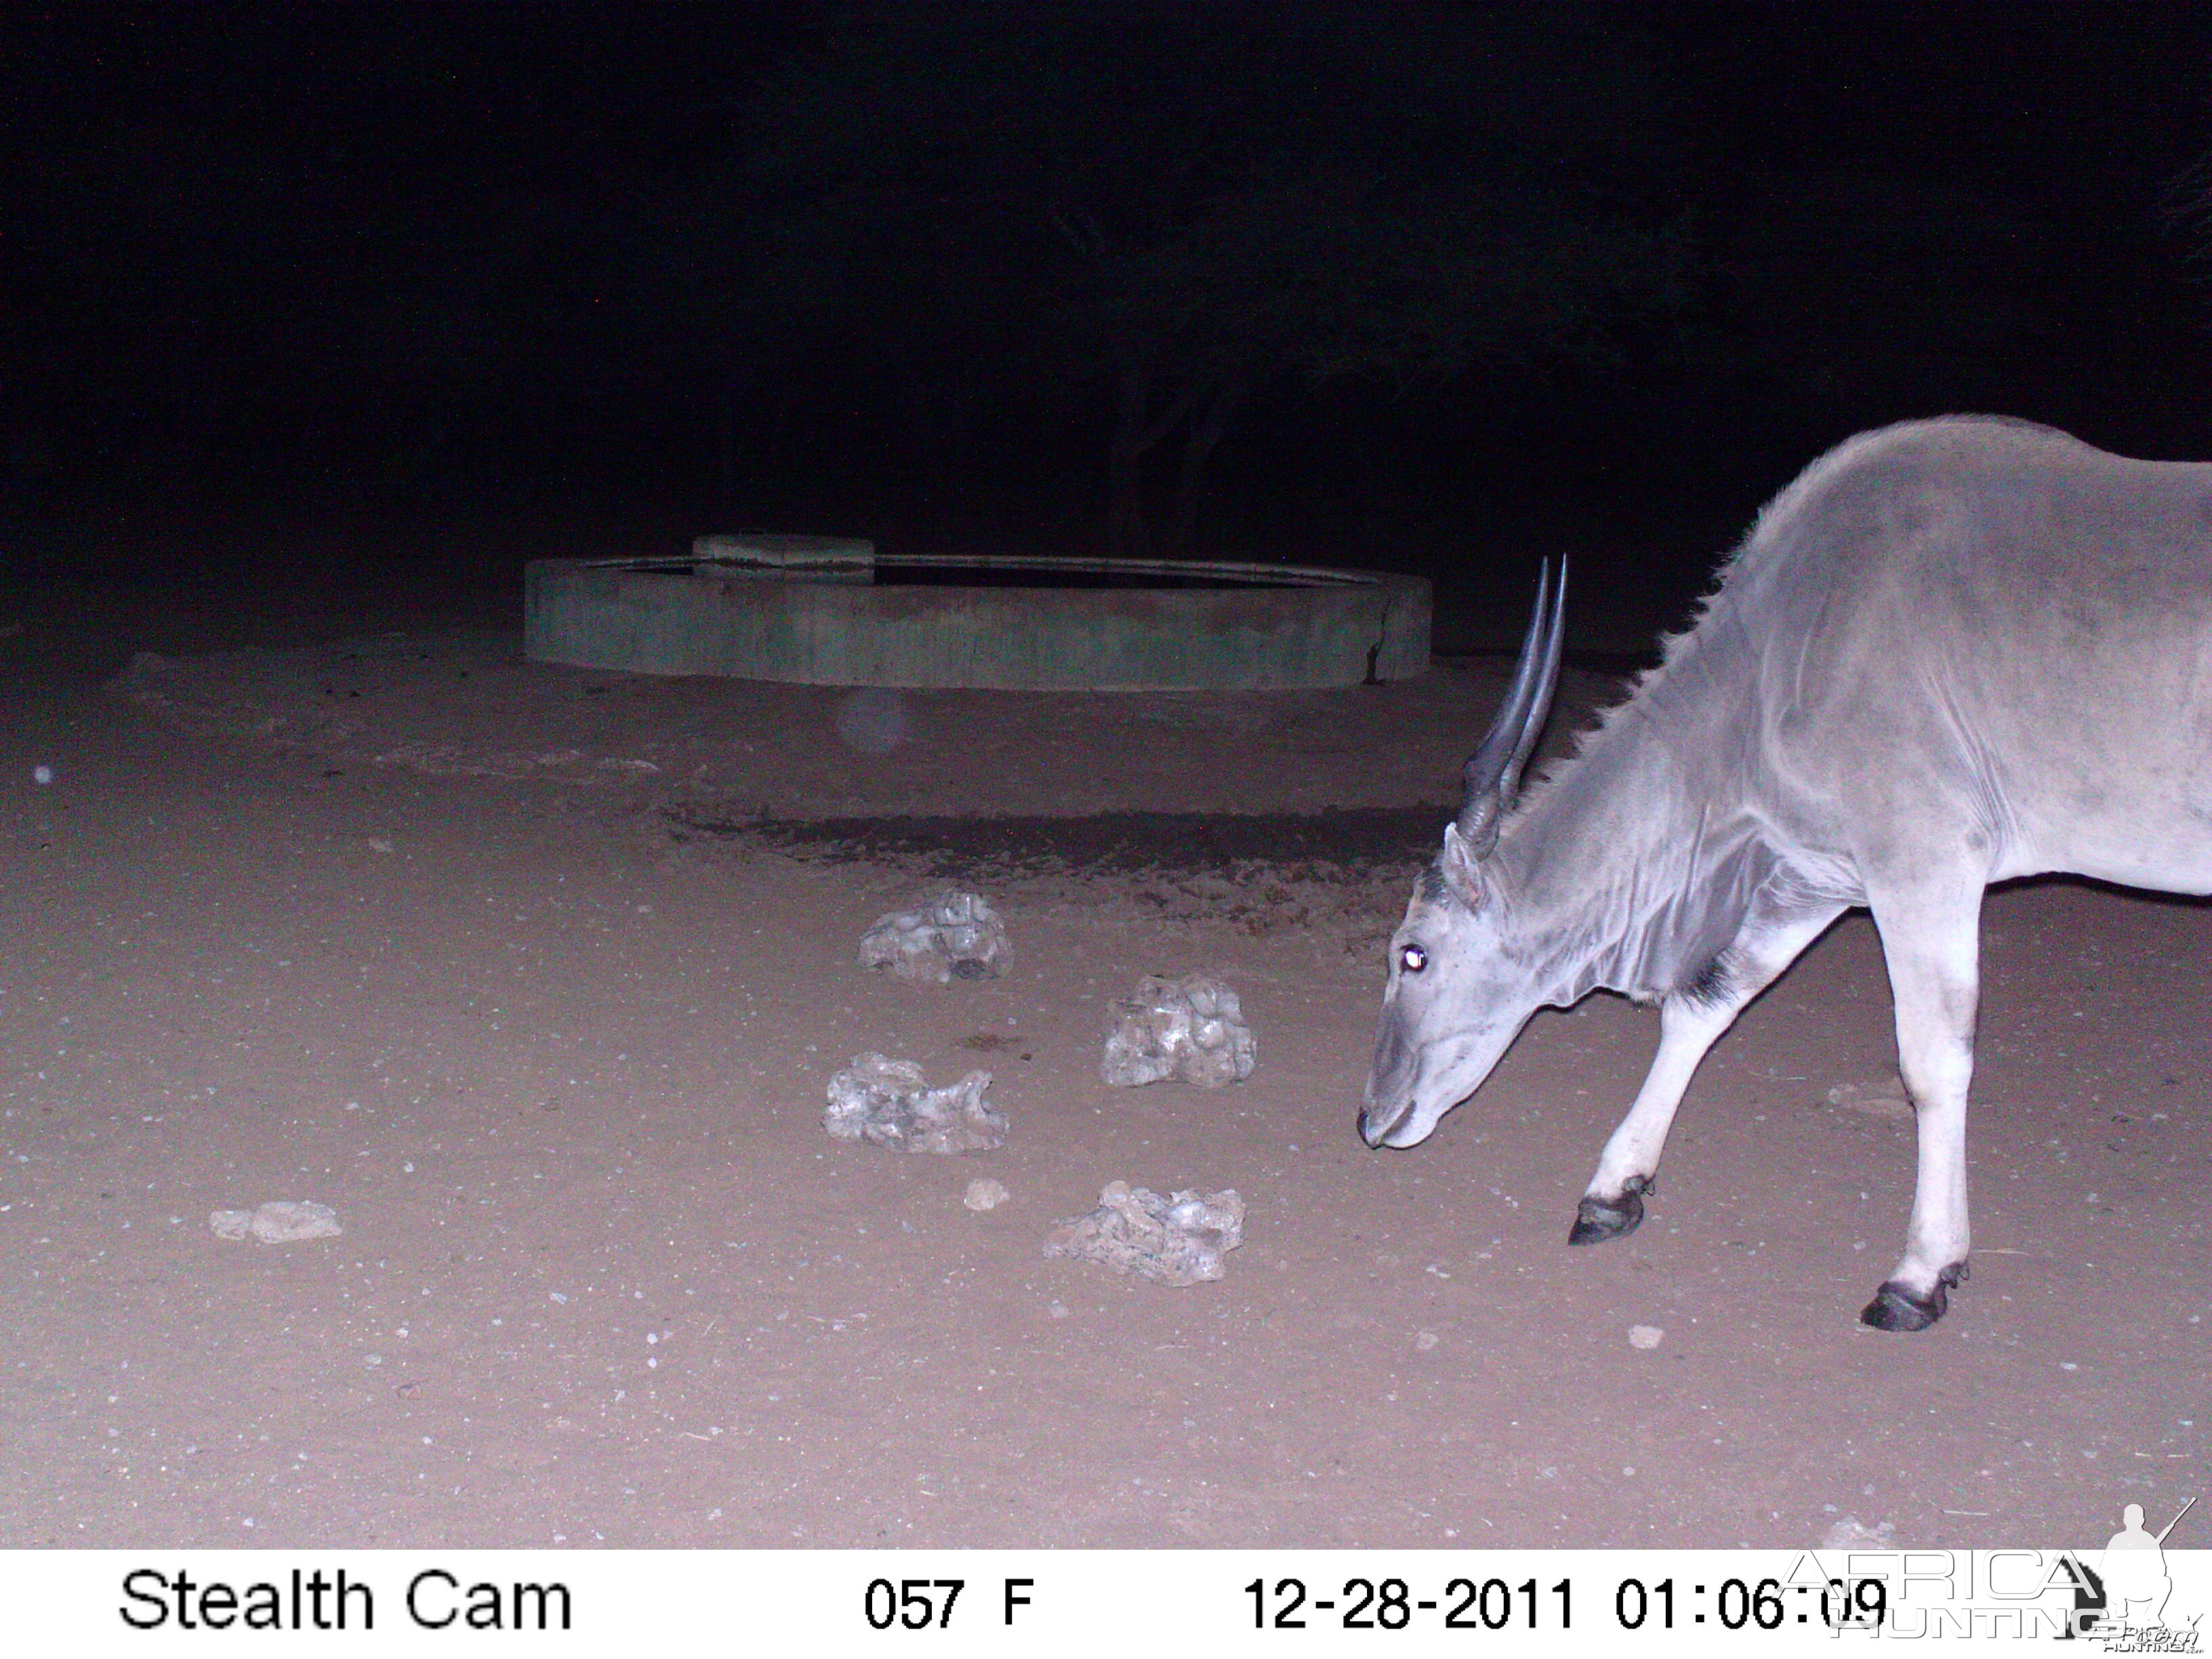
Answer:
[524,540,1432,691]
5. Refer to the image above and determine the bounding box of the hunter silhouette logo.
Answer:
[2081,1496,2198,1647]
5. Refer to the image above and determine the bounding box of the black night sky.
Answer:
[8,2,2212,650]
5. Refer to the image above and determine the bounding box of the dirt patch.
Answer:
[678,804,1448,872]
[106,627,1616,819]
[668,804,1439,962]
[0,622,2202,1552]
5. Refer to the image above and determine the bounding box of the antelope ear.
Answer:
[1439,821,1487,910]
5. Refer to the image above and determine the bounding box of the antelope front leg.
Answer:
[1570,995,1734,1243]
[1573,896,1843,1245]
[1860,884,1982,1332]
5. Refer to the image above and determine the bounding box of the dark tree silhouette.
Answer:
[744,3,1689,556]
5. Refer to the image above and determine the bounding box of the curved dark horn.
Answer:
[1500,557,1568,798]
[1455,558,1568,857]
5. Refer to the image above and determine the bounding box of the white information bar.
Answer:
[1,1548,2203,1655]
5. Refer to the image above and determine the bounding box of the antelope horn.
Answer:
[1456,558,1568,859]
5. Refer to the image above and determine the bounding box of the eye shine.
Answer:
[1399,945,1427,975]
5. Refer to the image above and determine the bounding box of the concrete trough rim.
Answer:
[524,547,1431,691]
[568,548,1380,589]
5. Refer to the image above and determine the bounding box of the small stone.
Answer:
[1824,1077,1912,1121]
[1046,1300,1070,1319]
[214,1202,341,1243]
[249,1200,342,1243]
[963,1179,1010,1212]
[1414,1330,1440,1351]
[1628,1324,1664,1350]
[1820,1515,1897,1549]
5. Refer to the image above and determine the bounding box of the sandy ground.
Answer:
[0,613,2205,1551]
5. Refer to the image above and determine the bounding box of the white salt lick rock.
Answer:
[824,1053,1008,1154]
[1044,1181,1245,1286]
[1101,973,1256,1088]
[859,888,1011,985]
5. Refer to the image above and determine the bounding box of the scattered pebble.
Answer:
[963,1178,1010,1212]
[1820,1515,1897,1549]
[1414,1330,1440,1352]
[252,1200,343,1242]
[32,764,54,786]
[1824,1078,1912,1121]
[1047,1300,1070,1319]
[209,1201,342,1243]
[1044,1181,1244,1286]
[1628,1324,1664,1350]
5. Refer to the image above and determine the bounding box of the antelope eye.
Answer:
[1399,944,1428,975]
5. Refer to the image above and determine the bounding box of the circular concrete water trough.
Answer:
[524,535,1430,691]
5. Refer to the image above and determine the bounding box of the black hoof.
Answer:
[1568,1179,1650,1246]
[1858,1261,1969,1332]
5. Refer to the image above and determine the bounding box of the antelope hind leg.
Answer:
[1858,875,1982,1332]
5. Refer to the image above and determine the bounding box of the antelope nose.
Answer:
[1357,1094,1403,1149]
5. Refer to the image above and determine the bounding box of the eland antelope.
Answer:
[1360,416,2212,1330]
